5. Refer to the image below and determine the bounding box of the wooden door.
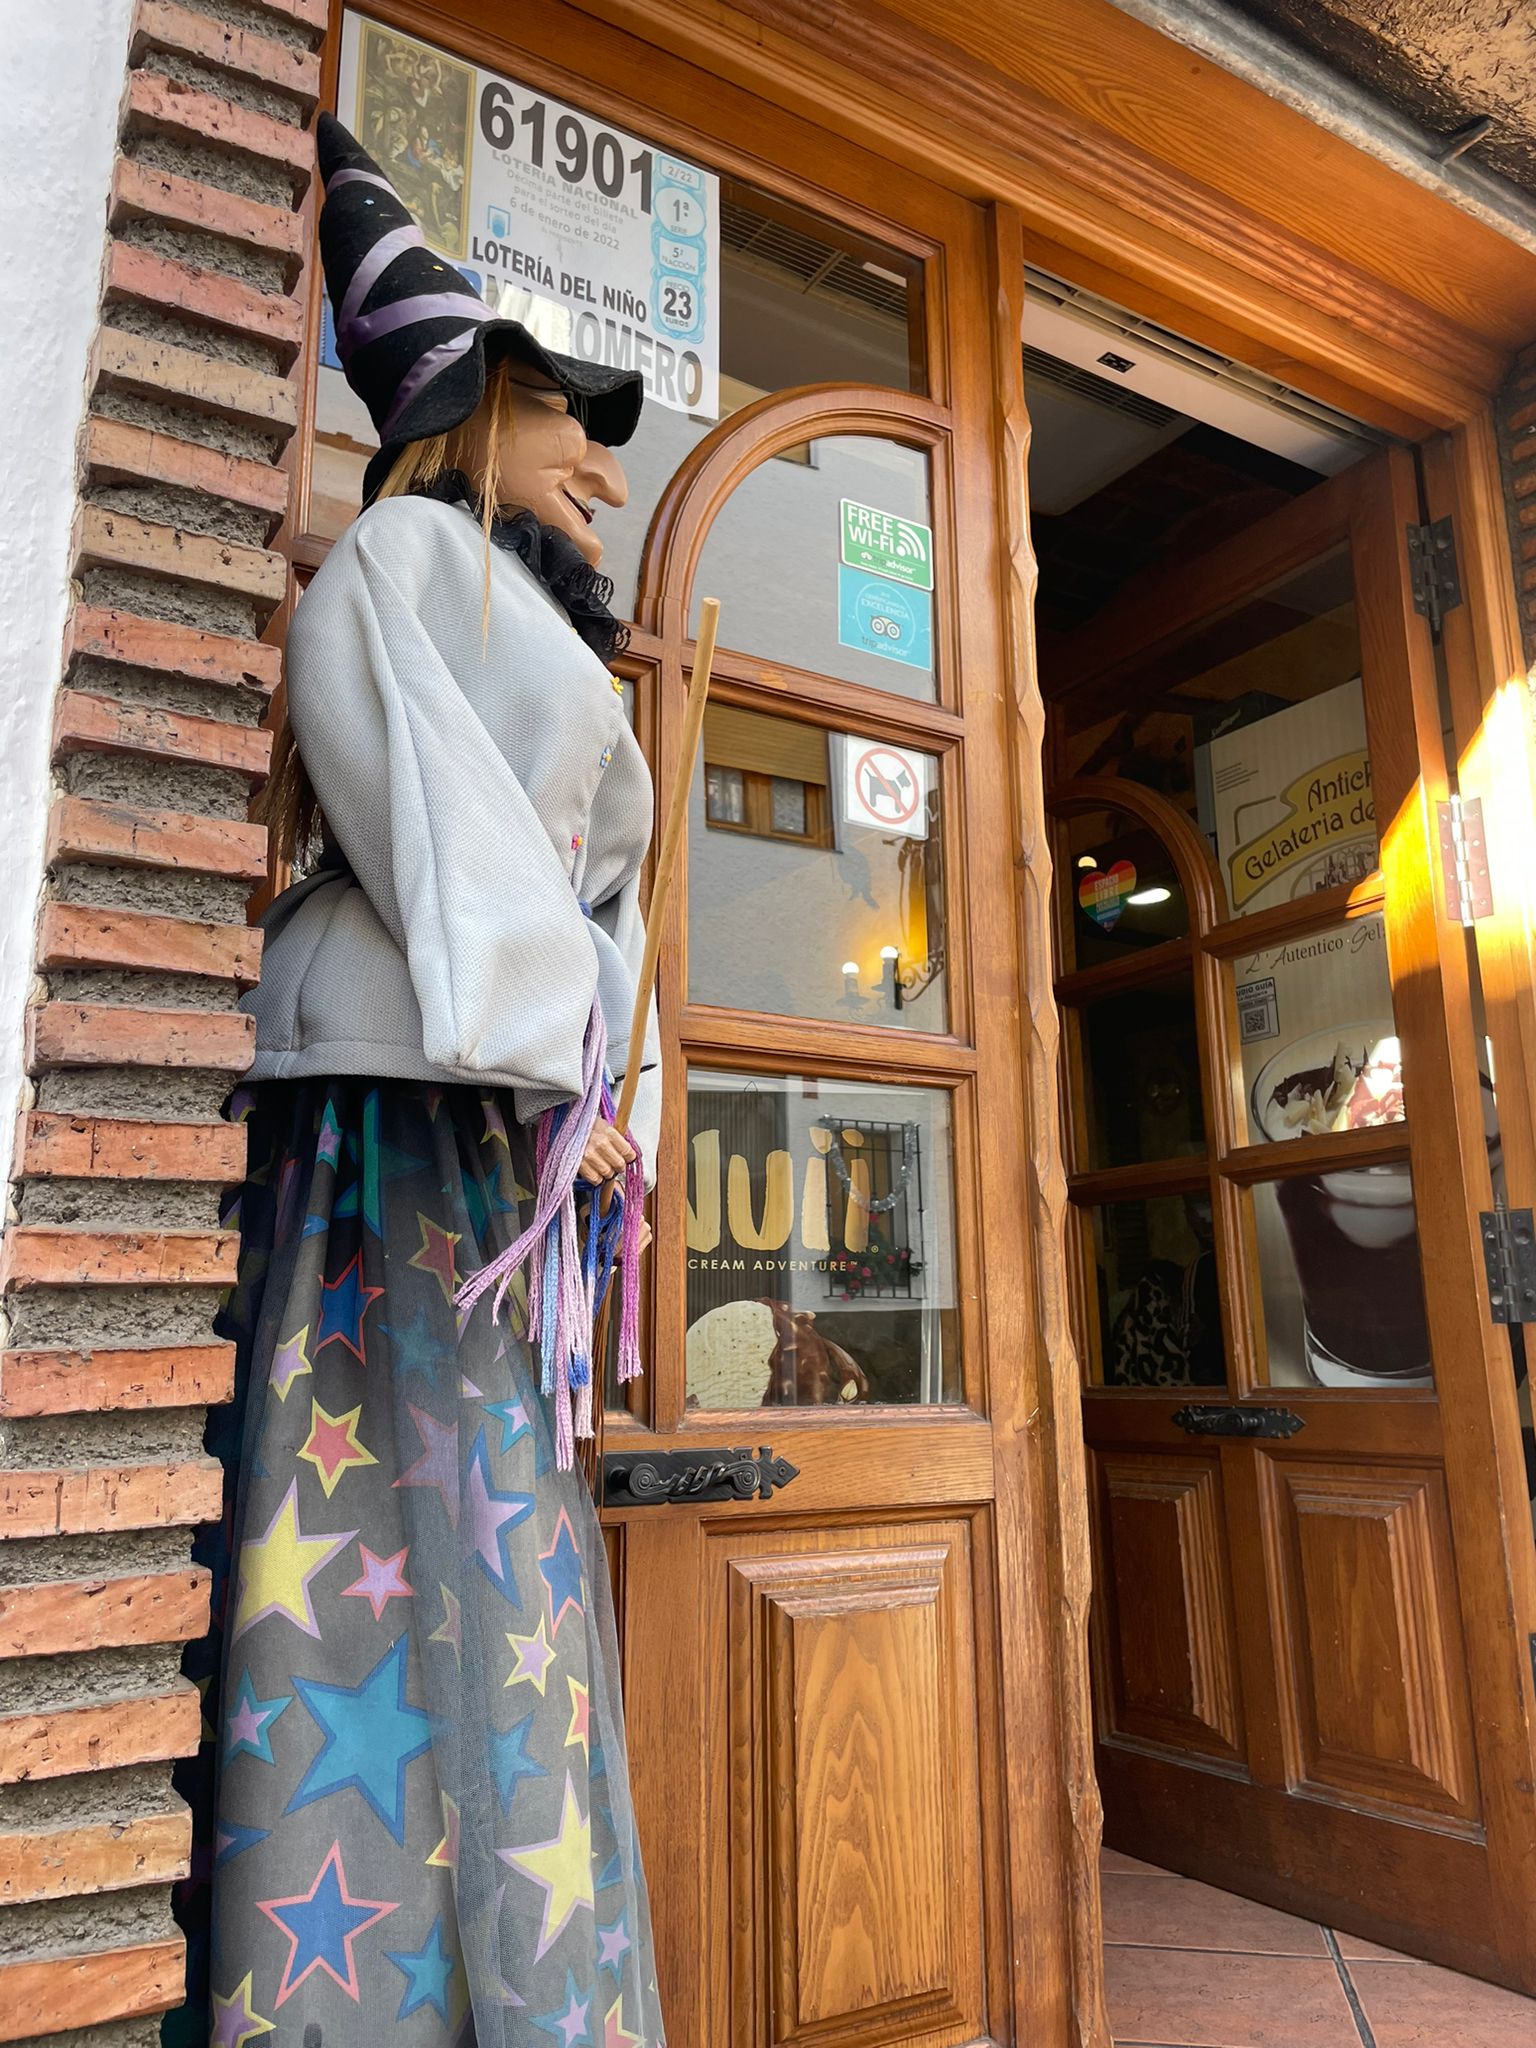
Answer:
[1046,449,1536,1991]
[296,17,1097,2043]
[471,44,1082,2048]
[614,346,1066,2044]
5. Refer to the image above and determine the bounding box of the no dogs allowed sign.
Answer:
[841,737,931,840]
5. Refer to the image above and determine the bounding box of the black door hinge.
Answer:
[1480,1205,1536,1324]
[1407,515,1463,636]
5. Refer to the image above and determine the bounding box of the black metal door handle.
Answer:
[1171,1404,1304,1440]
[601,1444,801,1505]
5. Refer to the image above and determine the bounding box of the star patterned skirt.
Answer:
[172,1077,665,2048]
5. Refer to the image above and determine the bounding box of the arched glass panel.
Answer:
[689,437,937,699]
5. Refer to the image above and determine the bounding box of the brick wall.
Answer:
[0,3,323,2042]
[1499,340,1536,667]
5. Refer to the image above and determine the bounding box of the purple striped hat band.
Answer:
[332,217,427,336]
[377,325,486,442]
[338,290,493,365]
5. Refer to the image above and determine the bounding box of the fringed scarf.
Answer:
[422,471,644,1469]
[453,1004,644,1469]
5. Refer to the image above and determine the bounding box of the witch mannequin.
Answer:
[172,113,667,2048]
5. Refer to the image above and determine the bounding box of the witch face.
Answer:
[460,370,630,567]
[502,374,629,568]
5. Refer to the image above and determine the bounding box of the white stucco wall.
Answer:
[0,6,135,1207]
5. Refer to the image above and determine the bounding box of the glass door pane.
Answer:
[687,705,947,1030]
[683,1069,961,1409]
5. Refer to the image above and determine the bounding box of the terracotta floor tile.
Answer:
[1102,1847,1181,1877]
[1348,1960,1536,2047]
[1103,1872,1330,1957]
[1329,1929,1415,1963]
[1104,1947,1363,2048]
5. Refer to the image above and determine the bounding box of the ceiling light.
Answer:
[1127,886,1172,906]
[1076,853,1098,869]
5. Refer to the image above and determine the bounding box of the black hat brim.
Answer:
[360,320,644,504]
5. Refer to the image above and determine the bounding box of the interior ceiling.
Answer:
[1031,422,1317,637]
[1224,0,1536,198]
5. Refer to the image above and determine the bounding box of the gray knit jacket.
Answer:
[241,492,660,1178]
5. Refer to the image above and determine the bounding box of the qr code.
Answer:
[1237,977,1278,1042]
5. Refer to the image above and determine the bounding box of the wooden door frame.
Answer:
[303,9,1103,2038]
[562,0,1536,440]
[290,1,1536,2033]
[1042,449,1536,1989]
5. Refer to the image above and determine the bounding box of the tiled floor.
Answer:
[1101,1848,1536,2046]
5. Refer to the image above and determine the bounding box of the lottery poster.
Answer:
[313,12,720,533]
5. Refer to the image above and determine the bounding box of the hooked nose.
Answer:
[574,439,629,512]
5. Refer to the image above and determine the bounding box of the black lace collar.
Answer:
[415,468,629,667]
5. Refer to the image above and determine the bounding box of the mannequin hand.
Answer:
[578,1119,636,1186]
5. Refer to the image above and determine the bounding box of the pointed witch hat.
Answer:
[316,113,645,504]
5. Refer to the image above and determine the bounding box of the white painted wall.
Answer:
[0,5,135,1208]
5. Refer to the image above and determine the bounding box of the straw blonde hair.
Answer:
[255,362,517,873]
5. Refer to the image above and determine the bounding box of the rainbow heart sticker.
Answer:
[1078,860,1137,931]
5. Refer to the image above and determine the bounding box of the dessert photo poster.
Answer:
[1209,684,1430,1389]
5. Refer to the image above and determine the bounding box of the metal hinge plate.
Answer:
[1407,515,1463,634]
[1480,1207,1536,1325]
[1437,793,1494,923]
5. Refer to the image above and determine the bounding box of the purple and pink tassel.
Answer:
[454,1000,645,1470]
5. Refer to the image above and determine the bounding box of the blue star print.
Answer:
[489,1709,548,1814]
[386,1915,457,2022]
[286,1635,433,1844]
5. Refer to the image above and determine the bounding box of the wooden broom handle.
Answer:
[611,597,721,1138]
[582,603,720,1500]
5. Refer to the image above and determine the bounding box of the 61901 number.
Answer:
[479,81,654,212]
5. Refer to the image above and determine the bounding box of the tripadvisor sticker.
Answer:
[836,566,933,670]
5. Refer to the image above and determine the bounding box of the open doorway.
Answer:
[1024,275,1536,1998]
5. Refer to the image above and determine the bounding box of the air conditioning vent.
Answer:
[1023,345,1179,429]
[721,198,909,324]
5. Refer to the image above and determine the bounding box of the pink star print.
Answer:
[394,1405,460,1529]
[341,1544,414,1622]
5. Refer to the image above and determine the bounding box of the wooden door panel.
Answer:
[1265,1456,1482,1825]
[1091,1449,1246,1765]
[715,1517,990,2048]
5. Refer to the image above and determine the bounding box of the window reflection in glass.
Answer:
[690,437,936,701]
[1052,551,1376,924]
[1077,982,1205,1171]
[689,705,946,1031]
[1057,808,1188,974]
[1090,1195,1225,1390]
[1254,1170,1431,1388]
[684,1071,960,1410]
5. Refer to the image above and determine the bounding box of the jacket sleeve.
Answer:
[286,502,598,1102]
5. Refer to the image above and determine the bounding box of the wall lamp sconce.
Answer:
[881,943,945,1011]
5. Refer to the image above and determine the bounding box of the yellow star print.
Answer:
[211,1974,274,2048]
[231,1480,354,1640]
[504,1615,556,1696]
[499,1773,593,1959]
